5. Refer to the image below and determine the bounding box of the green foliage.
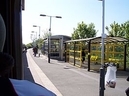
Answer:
[42,29,52,39]
[26,38,44,50]
[106,21,129,38]
[35,38,44,49]
[106,21,122,37]
[123,21,129,39]
[26,43,32,49]
[106,21,129,68]
[71,21,97,40]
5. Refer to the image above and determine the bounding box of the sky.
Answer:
[22,0,129,44]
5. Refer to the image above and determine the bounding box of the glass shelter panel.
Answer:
[50,39,60,57]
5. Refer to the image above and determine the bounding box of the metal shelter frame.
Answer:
[65,36,128,71]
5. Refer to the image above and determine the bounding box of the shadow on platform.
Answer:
[22,51,35,83]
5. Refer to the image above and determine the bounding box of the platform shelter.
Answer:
[43,35,71,60]
[64,36,128,71]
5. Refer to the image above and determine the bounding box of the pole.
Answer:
[99,67,105,96]
[101,0,105,66]
[99,0,105,96]
[39,26,40,39]
[35,32,37,40]
[48,16,52,63]
[49,16,52,32]
[48,36,50,63]
[38,26,41,57]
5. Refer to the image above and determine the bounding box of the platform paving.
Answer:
[23,49,129,96]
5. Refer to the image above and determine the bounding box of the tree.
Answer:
[35,38,44,49]
[42,29,52,39]
[71,21,97,40]
[106,21,129,68]
[106,21,125,37]
[106,21,129,38]
[31,29,53,49]
[123,21,129,39]
[26,43,32,49]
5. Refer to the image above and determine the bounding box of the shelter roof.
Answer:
[65,36,128,43]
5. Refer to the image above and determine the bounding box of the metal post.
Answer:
[39,26,40,39]
[99,0,105,96]
[88,41,91,71]
[38,26,41,57]
[48,36,50,63]
[74,42,76,66]
[124,44,127,71]
[101,0,105,66]
[35,32,37,40]
[60,37,63,60]
[40,14,62,62]
[49,16,52,32]
[99,67,105,96]
[48,16,52,63]
[64,43,67,62]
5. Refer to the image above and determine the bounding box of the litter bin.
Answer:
[105,63,117,88]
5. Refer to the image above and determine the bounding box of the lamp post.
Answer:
[30,34,33,41]
[99,0,106,96]
[31,31,37,47]
[33,25,41,39]
[32,26,41,57]
[31,31,37,40]
[40,14,62,63]
[40,14,62,34]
